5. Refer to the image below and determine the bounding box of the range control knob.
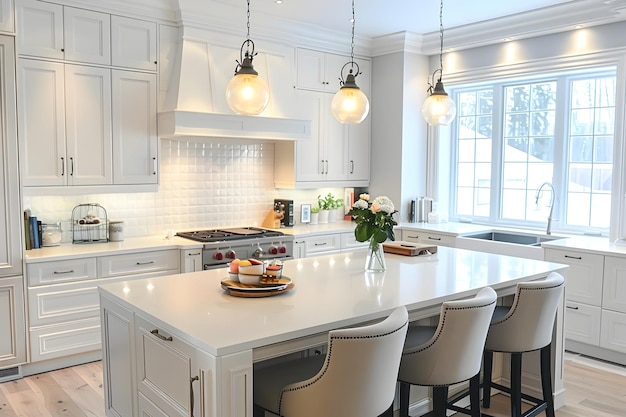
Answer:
[252,245,265,258]
[278,245,287,254]
[213,250,224,261]
[226,249,237,259]
[269,245,278,255]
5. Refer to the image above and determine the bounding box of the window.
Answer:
[449,68,616,233]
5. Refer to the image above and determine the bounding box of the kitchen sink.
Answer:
[455,230,567,260]
[460,231,565,246]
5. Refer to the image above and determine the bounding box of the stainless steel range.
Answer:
[176,227,294,270]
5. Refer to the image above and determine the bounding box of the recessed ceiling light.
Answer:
[275,0,283,3]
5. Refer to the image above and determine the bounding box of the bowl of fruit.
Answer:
[238,259,265,285]
[227,259,241,282]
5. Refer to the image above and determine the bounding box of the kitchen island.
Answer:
[98,246,568,417]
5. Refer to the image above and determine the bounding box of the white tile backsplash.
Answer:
[24,139,284,239]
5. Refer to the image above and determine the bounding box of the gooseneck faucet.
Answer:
[535,182,555,235]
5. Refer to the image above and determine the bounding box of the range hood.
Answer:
[159,31,311,141]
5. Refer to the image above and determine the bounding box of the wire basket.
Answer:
[71,203,108,243]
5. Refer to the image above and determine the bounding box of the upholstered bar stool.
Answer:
[398,286,497,417]
[482,272,565,417]
[253,306,408,417]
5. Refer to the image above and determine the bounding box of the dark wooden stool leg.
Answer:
[482,350,494,408]
[400,381,410,417]
[469,373,481,417]
[510,353,523,417]
[541,344,556,417]
[432,386,449,417]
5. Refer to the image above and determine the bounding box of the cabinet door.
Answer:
[323,93,348,181]
[564,301,601,346]
[112,70,158,184]
[295,91,325,182]
[600,310,626,354]
[65,64,113,185]
[181,249,202,273]
[0,276,26,368]
[0,0,14,33]
[17,59,66,186]
[305,234,341,256]
[296,48,326,91]
[111,16,157,71]
[16,0,63,58]
[0,36,22,276]
[347,115,370,181]
[544,249,604,306]
[603,256,626,313]
[63,7,110,65]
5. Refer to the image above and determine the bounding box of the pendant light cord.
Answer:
[246,0,251,41]
[350,0,355,67]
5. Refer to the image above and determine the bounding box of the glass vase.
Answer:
[365,240,386,272]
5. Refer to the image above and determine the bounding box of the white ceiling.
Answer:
[199,0,626,51]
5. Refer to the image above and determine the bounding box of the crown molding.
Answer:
[51,0,178,23]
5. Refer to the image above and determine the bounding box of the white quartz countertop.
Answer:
[397,221,494,236]
[98,247,568,357]
[272,220,356,237]
[542,235,626,257]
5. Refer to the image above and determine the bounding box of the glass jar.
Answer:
[41,223,62,247]
[109,220,125,242]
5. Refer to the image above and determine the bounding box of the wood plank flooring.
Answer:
[0,354,625,416]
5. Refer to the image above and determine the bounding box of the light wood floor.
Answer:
[0,355,625,416]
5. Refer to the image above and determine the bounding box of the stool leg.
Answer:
[399,382,410,417]
[253,404,265,417]
[541,344,556,417]
[432,386,449,417]
[469,373,481,417]
[482,350,493,408]
[510,353,523,417]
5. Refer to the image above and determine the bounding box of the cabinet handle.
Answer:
[565,255,582,260]
[70,157,74,176]
[320,160,324,174]
[153,157,157,175]
[190,375,199,416]
[188,252,201,256]
[314,242,328,246]
[406,235,419,239]
[427,236,442,241]
[137,261,155,265]
[325,160,329,174]
[566,306,579,310]
[150,329,173,341]
[53,269,75,274]
[61,157,65,176]
[350,160,354,174]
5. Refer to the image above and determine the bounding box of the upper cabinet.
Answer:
[296,48,371,97]
[0,0,15,33]
[111,15,157,71]
[17,0,156,71]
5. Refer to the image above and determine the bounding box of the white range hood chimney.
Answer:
[159,18,311,141]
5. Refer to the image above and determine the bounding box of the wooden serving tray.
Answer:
[382,241,438,256]
[220,278,295,298]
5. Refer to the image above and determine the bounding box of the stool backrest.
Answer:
[399,286,497,386]
[279,306,409,417]
[486,272,565,352]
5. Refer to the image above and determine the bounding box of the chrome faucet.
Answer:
[535,182,555,235]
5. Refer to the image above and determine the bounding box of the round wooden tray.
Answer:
[220,278,295,298]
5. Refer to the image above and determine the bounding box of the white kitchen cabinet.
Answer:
[25,250,179,366]
[181,249,203,273]
[602,256,626,313]
[600,309,626,354]
[274,90,370,188]
[401,229,456,247]
[293,239,306,259]
[296,48,371,97]
[564,300,602,346]
[18,59,113,186]
[0,0,14,33]
[111,15,157,71]
[16,0,63,58]
[0,276,27,369]
[304,234,342,256]
[112,70,158,185]
[544,249,604,306]
[63,7,110,65]
[340,231,368,252]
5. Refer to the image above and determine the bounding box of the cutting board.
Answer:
[382,241,438,256]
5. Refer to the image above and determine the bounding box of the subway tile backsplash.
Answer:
[24,139,281,239]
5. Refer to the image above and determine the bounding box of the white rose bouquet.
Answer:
[348,194,398,251]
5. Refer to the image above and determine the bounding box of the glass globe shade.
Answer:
[421,93,457,126]
[331,87,370,124]
[226,73,270,115]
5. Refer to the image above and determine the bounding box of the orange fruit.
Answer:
[249,258,263,265]
[239,260,252,267]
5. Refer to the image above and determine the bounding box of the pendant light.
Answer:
[226,0,270,115]
[331,0,369,124]
[421,0,456,126]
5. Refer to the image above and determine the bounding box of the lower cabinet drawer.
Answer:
[135,314,200,417]
[564,301,601,346]
[600,309,626,354]
[27,258,98,286]
[30,317,101,362]
[305,235,341,256]
[28,282,100,327]
[99,250,180,278]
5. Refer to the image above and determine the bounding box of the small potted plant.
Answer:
[310,206,320,225]
[317,194,332,223]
